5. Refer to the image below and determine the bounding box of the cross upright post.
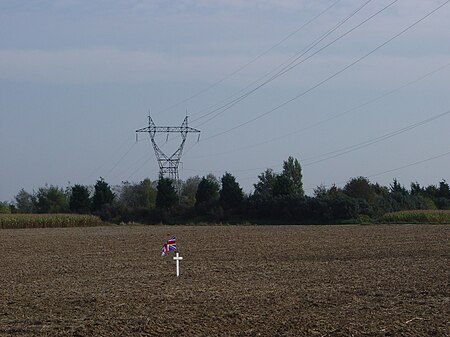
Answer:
[173,252,183,277]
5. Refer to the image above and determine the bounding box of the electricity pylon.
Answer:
[136,115,200,182]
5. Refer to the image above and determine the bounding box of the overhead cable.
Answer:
[187,60,450,160]
[153,0,342,116]
[304,149,450,191]
[201,0,450,141]
[184,107,450,174]
[191,0,380,126]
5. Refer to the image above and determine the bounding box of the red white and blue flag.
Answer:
[161,236,176,256]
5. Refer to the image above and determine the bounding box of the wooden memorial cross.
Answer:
[173,252,183,277]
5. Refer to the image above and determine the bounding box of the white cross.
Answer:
[173,252,183,277]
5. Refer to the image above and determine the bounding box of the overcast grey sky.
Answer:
[1,0,449,202]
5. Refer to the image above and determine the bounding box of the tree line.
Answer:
[1,156,449,224]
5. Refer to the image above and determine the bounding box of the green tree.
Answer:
[0,202,11,214]
[69,184,91,213]
[312,184,362,221]
[281,156,304,196]
[422,181,450,209]
[410,182,424,196]
[138,178,157,208]
[119,178,156,209]
[273,174,294,196]
[314,184,343,199]
[410,182,436,210]
[390,178,407,195]
[181,176,201,208]
[119,181,137,208]
[253,169,277,198]
[195,176,220,210]
[425,184,439,198]
[14,188,35,213]
[35,185,69,213]
[155,177,178,210]
[219,172,244,210]
[435,180,450,209]
[438,180,450,199]
[388,179,424,211]
[92,178,115,212]
[344,176,376,202]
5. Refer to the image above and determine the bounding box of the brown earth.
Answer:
[0,224,449,336]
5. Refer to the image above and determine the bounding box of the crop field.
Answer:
[381,210,450,224]
[0,224,449,336]
[0,214,103,229]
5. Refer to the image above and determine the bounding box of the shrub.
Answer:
[0,202,11,214]
[34,185,69,213]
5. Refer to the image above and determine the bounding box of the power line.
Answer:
[85,133,151,183]
[109,146,155,183]
[125,156,154,182]
[187,60,450,160]
[191,0,381,126]
[301,109,450,166]
[103,142,137,179]
[183,107,450,174]
[153,0,342,116]
[201,0,450,141]
[84,135,136,181]
[304,149,450,191]
[366,150,450,179]
[187,148,450,192]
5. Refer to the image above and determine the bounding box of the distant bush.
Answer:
[0,202,11,214]
[0,214,103,229]
[381,210,450,224]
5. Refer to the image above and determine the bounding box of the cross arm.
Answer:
[136,126,200,133]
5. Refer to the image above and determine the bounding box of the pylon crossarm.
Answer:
[136,126,199,134]
[135,115,200,183]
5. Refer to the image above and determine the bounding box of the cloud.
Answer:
[1,43,448,89]
[121,0,312,12]
[0,48,260,84]
[1,1,448,85]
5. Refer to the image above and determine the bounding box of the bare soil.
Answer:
[1,224,449,336]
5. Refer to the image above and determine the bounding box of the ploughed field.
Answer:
[0,225,448,336]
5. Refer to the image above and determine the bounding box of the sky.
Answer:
[1,0,450,202]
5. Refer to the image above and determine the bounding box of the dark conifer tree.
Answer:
[70,184,91,213]
[155,177,178,210]
[92,178,115,212]
[220,172,243,210]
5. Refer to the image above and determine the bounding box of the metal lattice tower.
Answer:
[136,115,200,182]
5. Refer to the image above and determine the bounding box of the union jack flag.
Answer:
[161,236,176,256]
